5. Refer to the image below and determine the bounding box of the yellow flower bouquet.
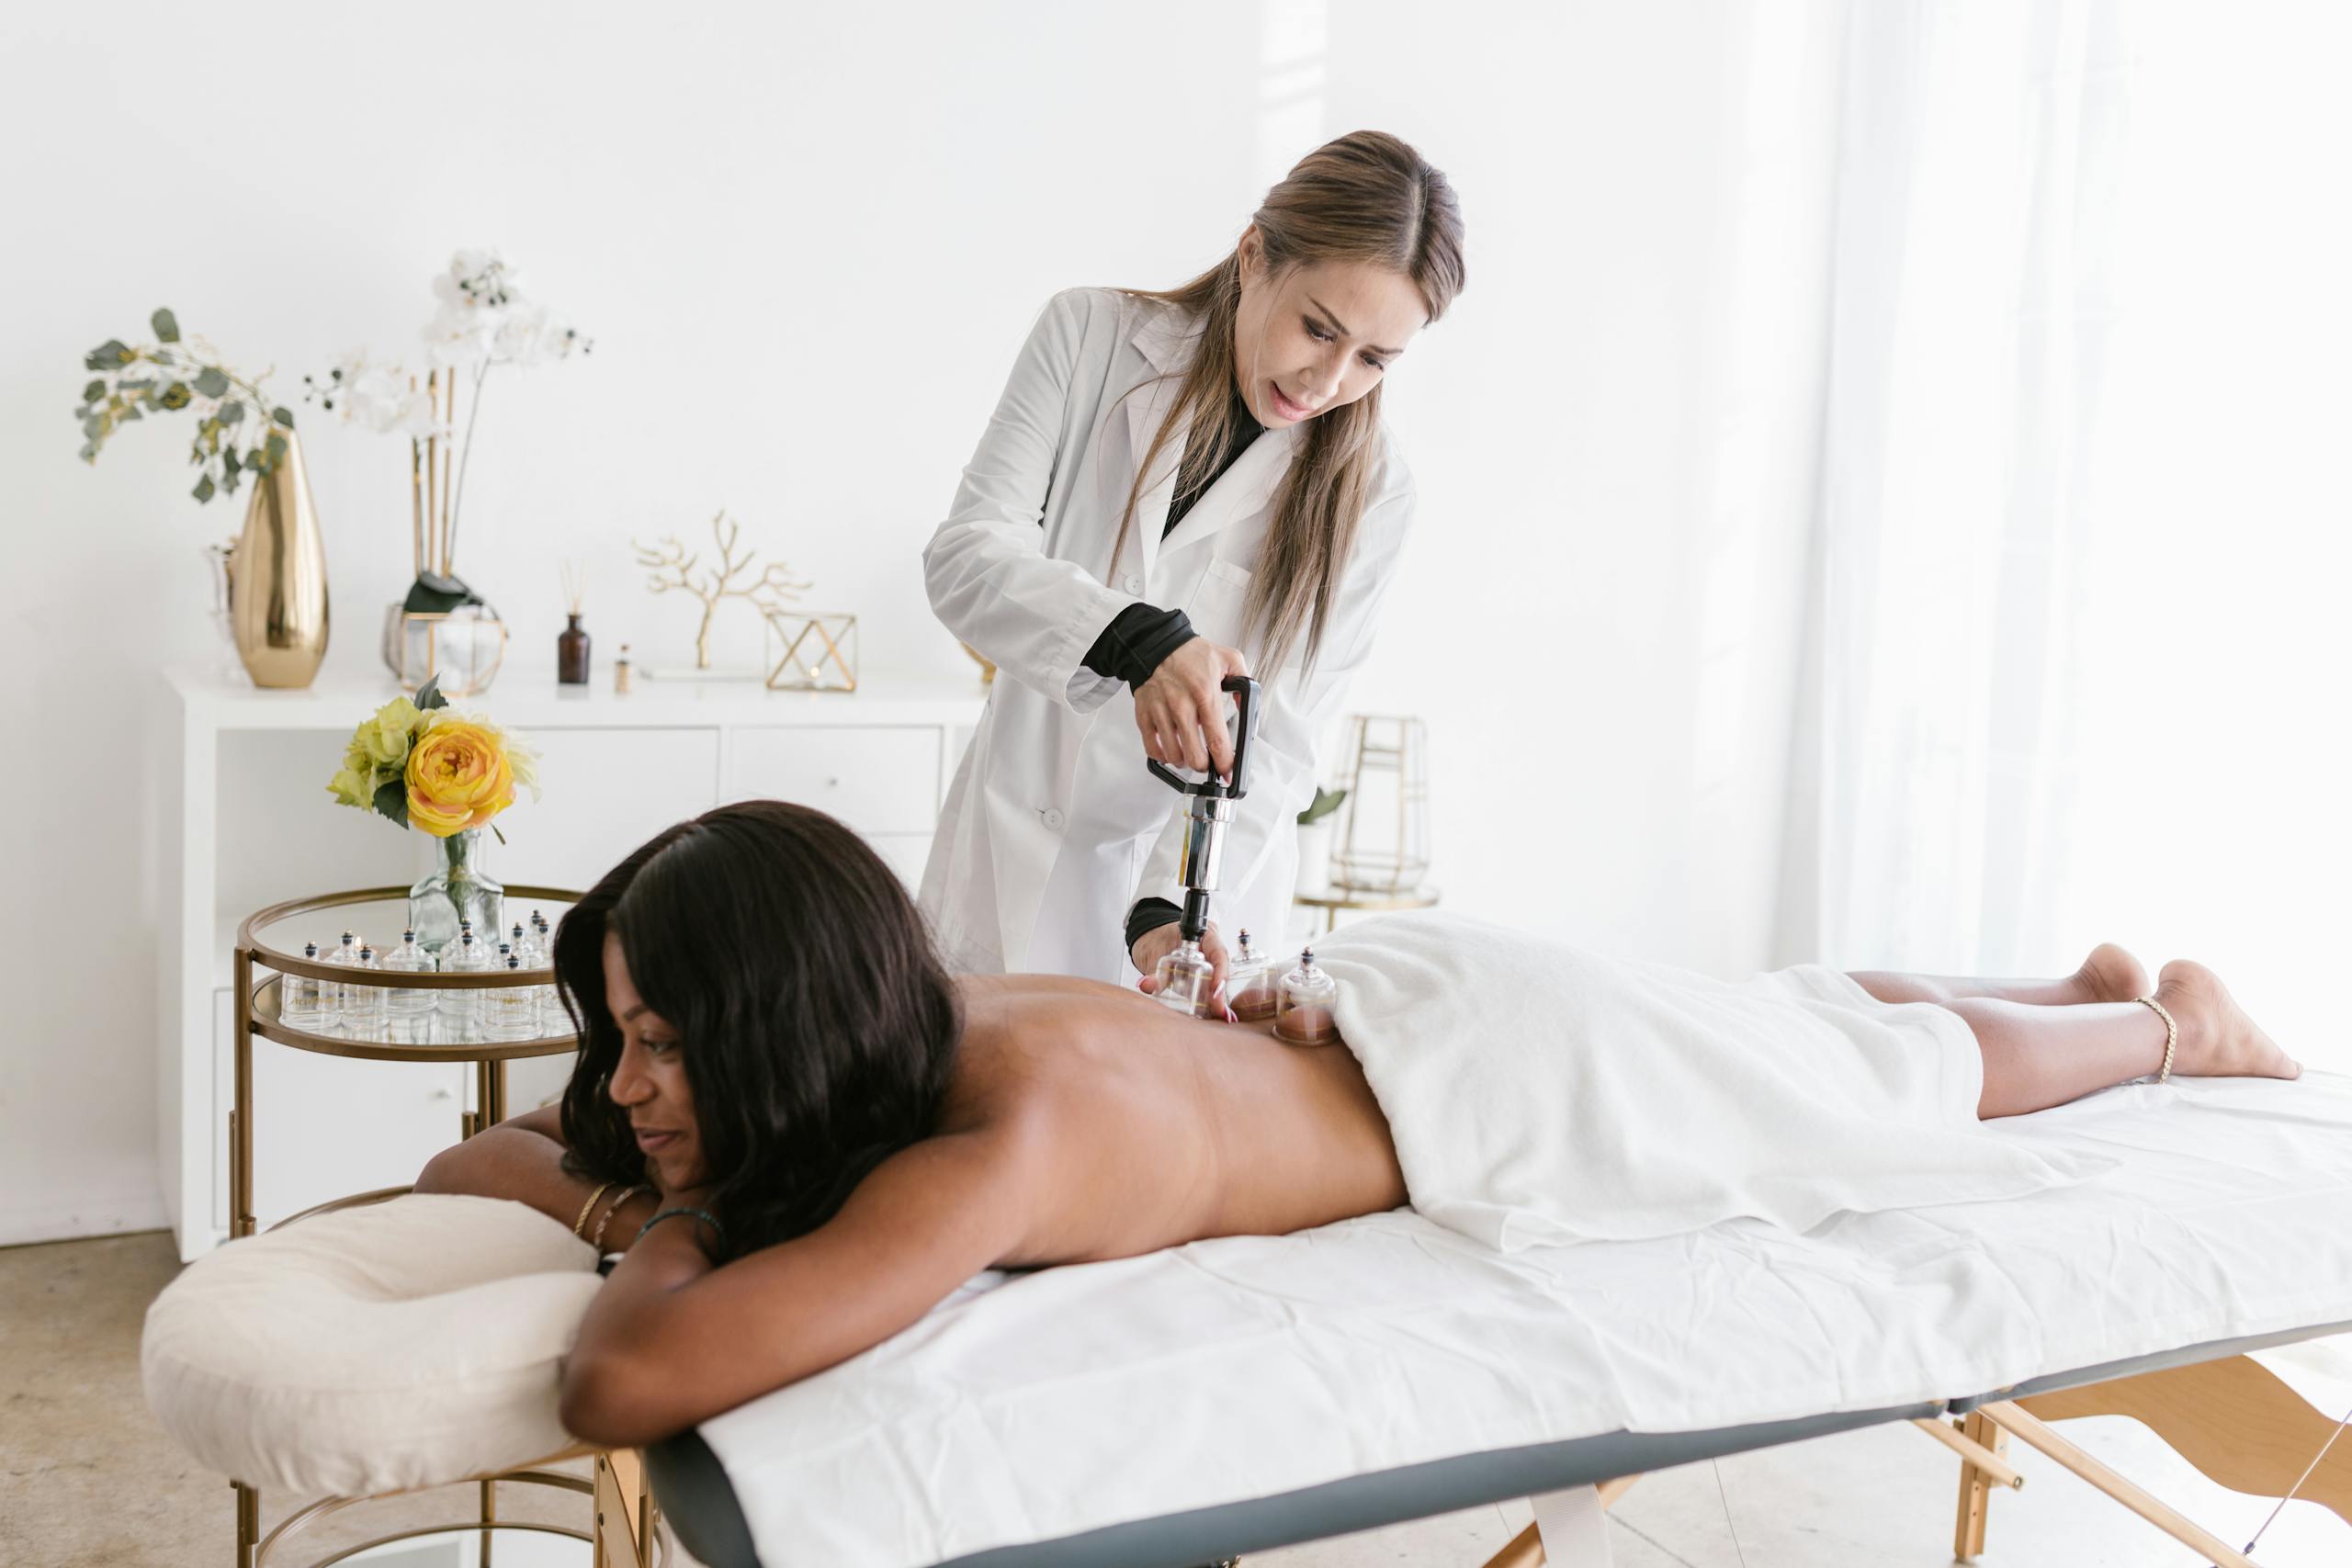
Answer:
[328,676,540,953]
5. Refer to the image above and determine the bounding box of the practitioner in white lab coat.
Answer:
[921,130,1466,991]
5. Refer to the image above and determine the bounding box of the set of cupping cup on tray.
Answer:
[278,911,563,1039]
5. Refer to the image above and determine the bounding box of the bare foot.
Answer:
[2075,942,2153,1004]
[2153,960,2301,1080]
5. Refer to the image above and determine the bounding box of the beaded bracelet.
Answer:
[2137,993,2178,1083]
[590,1185,651,1252]
[636,1206,726,1248]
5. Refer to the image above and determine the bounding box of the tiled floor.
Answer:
[6,1230,2347,1567]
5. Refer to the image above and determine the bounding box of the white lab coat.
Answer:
[919,287,1413,982]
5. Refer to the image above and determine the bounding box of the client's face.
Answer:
[602,931,706,1191]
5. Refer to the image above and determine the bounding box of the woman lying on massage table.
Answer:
[413,799,2301,1451]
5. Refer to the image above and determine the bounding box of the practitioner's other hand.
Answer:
[1135,637,1250,779]
[1134,920,1234,1018]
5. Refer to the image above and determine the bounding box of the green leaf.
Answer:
[193,367,230,399]
[413,674,448,711]
[220,446,239,472]
[219,400,243,425]
[271,406,295,429]
[151,308,180,344]
[192,473,215,503]
[371,778,411,829]
[82,378,105,403]
[159,382,192,411]
[119,403,141,422]
[1296,785,1350,826]
[82,414,104,439]
[221,462,241,495]
[120,377,154,391]
[264,431,288,468]
[83,339,133,372]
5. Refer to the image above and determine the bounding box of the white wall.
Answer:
[1322,1,1842,973]
[0,2,1838,1243]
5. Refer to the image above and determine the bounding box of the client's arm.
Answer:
[559,1124,1035,1450]
[413,1107,659,1247]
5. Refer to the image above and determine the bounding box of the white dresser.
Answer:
[155,667,985,1260]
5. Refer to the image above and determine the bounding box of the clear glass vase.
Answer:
[408,829,503,962]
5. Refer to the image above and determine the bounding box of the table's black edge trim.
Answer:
[651,1315,2352,1568]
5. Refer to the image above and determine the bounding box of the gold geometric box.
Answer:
[763,610,858,694]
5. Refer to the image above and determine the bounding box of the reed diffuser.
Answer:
[557,560,591,686]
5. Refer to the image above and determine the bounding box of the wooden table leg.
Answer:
[1950,1410,2009,1560]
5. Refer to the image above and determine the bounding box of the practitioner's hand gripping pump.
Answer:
[1146,674,1261,1017]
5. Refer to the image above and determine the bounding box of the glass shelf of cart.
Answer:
[249,976,578,1061]
[246,892,579,977]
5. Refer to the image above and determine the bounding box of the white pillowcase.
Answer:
[142,1194,604,1496]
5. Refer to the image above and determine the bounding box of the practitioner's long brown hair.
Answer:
[1114,130,1465,671]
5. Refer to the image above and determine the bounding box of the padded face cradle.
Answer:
[141,1194,604,1497]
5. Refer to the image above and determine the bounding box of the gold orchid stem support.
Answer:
[409,375,425,581]
[447,359,488,574]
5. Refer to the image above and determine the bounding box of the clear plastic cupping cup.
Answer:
[283,942,339,1030]
[1153,937,1222,1020]
[1227,928,1277,1022]
[1273,947,1340,1046]
[381,929,437,1016]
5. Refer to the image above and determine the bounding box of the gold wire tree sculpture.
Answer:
[634,509,810,670]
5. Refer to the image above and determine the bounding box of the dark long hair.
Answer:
[552,800,963,1258]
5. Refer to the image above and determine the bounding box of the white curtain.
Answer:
[1797,0,2352,1069]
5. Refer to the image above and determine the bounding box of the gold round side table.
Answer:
[229,885,620,1568]
[231,885,584,1241]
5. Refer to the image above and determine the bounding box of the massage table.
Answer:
[639,1070,2352,1568]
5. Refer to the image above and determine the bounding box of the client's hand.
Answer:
[1134,920,1231,1011]
[1134,637,1250,778]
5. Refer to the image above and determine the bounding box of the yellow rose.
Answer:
[404,719,516,837]
[356,697,424,768]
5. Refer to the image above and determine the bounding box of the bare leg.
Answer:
[1848,942,2153,1008]
[1851,957,2300,1118]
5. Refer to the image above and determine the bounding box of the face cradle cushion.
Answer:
[141,1194,603,1497]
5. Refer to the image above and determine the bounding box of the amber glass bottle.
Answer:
[557,614,592,685]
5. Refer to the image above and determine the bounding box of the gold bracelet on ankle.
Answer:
[2137,994,2177,1083]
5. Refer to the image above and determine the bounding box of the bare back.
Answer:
[544,971,1410,1445]
[938,973,1408,1266]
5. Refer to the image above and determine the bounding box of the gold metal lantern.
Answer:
[1329,715,1431,896]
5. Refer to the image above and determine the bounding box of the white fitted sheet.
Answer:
[697,1070,2352,1568]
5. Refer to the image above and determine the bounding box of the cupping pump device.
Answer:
[1146,674,1262,1015]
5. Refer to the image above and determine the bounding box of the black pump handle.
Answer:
[1146,674,1262,799]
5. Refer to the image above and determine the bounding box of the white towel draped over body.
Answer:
[1314,912,2119,1248]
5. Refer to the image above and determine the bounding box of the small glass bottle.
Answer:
[282,941,339,1030]
[441,928,491,1029]
[1273,948,1340,1046]
[345,943,389,1031]
[614,643,634,694]
[486,953,537,1037]
[558,613,592,685]
[1227,929,1278,1022]
[381,929,437,1016]
[528,912,561,1028]
[1152,935,1222,1020]
[325,931,364,1020]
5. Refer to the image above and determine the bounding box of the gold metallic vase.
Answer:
[231,428,331,688]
